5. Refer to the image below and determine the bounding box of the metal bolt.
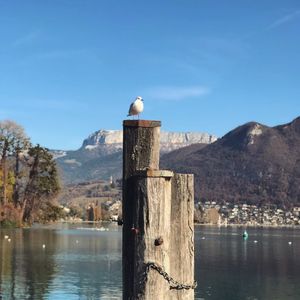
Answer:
[154,237,163,246]
[131,227,139,234]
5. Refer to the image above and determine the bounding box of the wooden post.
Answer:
[170,174,195,300]
[123,120,161,300]
[133,170,173,299]
[123,120,195,300]
[123,120,161,177]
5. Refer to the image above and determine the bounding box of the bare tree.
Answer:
[0,120,30,204]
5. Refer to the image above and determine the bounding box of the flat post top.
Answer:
[123,120,161,128]
[134,169,173,178]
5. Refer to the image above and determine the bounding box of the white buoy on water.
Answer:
[42,244,46,249]
[288,241,292,245]
[8,238,11,242]
[4,235,9,239]
[254,240,258,243]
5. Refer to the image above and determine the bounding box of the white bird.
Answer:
[127,96,144,118]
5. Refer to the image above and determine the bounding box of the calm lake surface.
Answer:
[1,223,300,300]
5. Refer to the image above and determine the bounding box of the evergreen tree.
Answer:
[22,145,60,224]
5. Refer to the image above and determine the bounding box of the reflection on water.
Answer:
[0,223,122,300]
[0,226,58,300]
[1,224,300,299]
[195,226,300,300]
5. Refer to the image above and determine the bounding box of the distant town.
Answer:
[196,201,300,226]
[58,180,300,226]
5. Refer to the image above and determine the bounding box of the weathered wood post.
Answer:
[170,174,195,300]
[123,120,161,300]
[123,120,195,300]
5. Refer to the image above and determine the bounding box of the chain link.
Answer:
[144,262,197,290]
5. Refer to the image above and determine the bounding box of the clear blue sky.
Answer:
[0,0,299,150]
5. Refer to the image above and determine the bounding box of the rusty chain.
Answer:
[144,262,197,290]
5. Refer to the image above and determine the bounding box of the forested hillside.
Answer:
[162,117,300,208]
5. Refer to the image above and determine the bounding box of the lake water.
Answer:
[1,223,300,300]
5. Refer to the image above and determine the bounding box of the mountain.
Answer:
[55,129,217,184]
[161,117,300,208]
[81,129,217,153]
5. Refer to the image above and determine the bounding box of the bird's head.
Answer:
[136,96,143,102]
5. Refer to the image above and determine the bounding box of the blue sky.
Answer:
[0,0,299,150]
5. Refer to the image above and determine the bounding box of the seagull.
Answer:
[127,96,144,118]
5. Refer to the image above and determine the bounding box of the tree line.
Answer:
[0,120,60,226]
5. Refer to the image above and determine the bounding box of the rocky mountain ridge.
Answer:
[81,129,217,153]
[55,128,217,183]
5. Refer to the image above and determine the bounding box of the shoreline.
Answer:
[61,220,300,228]
[47,220,300,229]
[3,220,299,229]
[195,223,300,228]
